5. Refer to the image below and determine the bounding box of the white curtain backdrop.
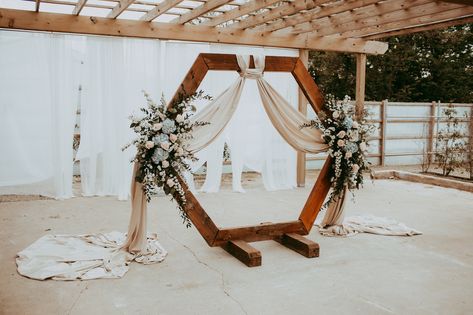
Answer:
[0,31,80,199]
[0,31,300,199]
[78,39,299,199]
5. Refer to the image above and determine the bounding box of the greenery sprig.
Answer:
[302,95,375,207]
[124,91,210,227]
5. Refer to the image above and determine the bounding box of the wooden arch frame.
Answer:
[169,53,332,267]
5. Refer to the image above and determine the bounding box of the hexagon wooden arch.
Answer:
[169,53,332,267]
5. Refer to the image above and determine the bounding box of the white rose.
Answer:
[345,151,352,159]
[337,130,346,138]
[359,142,367,151]
[152,123,162,131]
[166,178,175,187]
[169,134,178,143]
[145,141,154,149]
[175,114,184,123]
[352,121,359,129]
[176,147,184,156]
[337,139,345,147]
[352,164,360,173]
[162,160,169,168]
[332,111,340,119]
[134,126,142,132]
[160,142,170,151]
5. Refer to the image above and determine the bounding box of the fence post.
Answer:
[427,101,436,164]
[468,106,473,179]
[380,99,387,166]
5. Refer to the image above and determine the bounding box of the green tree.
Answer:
[308,24,473,102]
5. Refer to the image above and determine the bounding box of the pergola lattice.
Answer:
[0,0,471,55]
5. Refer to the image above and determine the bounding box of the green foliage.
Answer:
[434,104,469,177]
[309,24,473,102]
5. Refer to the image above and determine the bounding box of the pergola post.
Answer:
[355,53,367,121]
[297,49,309,187]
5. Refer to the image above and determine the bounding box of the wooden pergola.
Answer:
[0,0,471,188]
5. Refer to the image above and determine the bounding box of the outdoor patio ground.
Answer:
[1,173,472,315]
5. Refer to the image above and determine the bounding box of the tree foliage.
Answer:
[308,24,473,102]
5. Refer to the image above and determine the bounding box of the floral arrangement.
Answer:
[302,95,375,207]
[125,91,210,227]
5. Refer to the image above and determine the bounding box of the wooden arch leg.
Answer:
[222,240,262,267]
[276,233,319,258]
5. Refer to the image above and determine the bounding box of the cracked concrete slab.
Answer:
[1,176,472,315]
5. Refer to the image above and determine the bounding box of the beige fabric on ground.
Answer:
[16,232,167,280]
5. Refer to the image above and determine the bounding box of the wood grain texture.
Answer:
[276,233,320,258]
[222,240,262,267]
[299,157,332,232]
[213,221,307,246]
[292,59,324,115]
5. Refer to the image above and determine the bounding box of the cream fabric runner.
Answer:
[17,54,420,281]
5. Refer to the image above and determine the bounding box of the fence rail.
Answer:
[306,100,473,168]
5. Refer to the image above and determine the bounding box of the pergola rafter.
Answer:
[0,0,471,53]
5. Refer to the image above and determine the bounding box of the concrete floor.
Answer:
[1,176,473,315]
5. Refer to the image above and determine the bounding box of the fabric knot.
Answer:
[239,68,264,79]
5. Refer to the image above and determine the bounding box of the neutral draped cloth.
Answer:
[16,55,420,281]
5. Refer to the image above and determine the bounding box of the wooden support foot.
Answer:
[276,233,319,258]
[222,240,262,267]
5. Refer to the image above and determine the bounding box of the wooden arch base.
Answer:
[169,53,332,267]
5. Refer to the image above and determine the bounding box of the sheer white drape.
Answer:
[78,39,299,199]
[0,31,80,199]
[76,37,161,200]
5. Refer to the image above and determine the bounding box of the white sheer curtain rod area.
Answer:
[0,30,300,199]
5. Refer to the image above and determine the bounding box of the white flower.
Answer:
[176,114,184,123]
[352,164,360,173]
[134,126,142,132]
[332,111,340,119]
[169,134,178,143]
[167,178,175,187]
[359,142,367,151]
[337,139,345,147]
[152,123,162,131]
[345,151,352,159]
[352,121,359,129]
[176,147,184,156]
[162,160,169,168]
[145,141,154,149]
[337,130,346,138]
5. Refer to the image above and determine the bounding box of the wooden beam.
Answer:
[315,1,466,37]
[296,49,308,188]
[254,0,380,33]
[355,53,366,120]
[340,5,473,38]
[201,53,298,71]
[107,0,135,18]
[438,0,473,5]
[222,240,262,267]
[298,157,332,231]
[289,0,435,35]
[0,9,389,54]
[72,0,87,15]
[275,233,320,258]
[171,0,232,24]
[213,221,307,246]
[229,0,320,30]
[201,0,282,26]
[291,58,324,113]
[140,0,184,21]
[363,15,473,39]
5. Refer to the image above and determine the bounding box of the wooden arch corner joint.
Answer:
[169,53,331,267]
